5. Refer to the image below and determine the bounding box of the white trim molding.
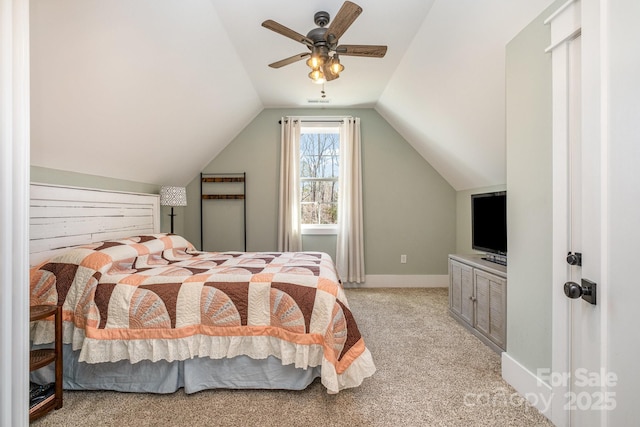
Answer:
[344,274,448,288]
[502,352,553,420]
[0,0,30,425]
[544,0,579,25]
[545,0,581,52]
[301,224,338,235]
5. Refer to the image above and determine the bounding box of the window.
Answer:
[300,124,340,233]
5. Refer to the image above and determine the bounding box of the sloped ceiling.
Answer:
[30,0,263,186]
[377,0,554,190]
[29,0,553,190]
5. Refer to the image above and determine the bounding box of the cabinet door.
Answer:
[474,269,506,349]
[449,259,474,324]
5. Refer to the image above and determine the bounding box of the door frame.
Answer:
[548,0,609,426]
[547,2,579,425]
[0,0,31,425]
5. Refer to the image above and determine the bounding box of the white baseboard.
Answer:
[501,352,553,420]
[344,274,448,288]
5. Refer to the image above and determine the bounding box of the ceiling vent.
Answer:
[307,98,331,104]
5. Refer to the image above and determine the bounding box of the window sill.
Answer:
[301,225,338,235]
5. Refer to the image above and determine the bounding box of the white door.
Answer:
[565,33,606,427]
[548,2,609,426]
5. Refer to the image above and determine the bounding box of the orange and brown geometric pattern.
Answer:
[29,234,375,393]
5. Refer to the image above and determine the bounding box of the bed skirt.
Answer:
[31,344,322,394]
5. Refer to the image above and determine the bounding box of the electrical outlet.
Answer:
[401,254,407,264]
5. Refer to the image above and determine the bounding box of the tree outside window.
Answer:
[300,126,340,225]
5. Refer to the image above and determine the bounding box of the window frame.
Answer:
[299,122,341,235]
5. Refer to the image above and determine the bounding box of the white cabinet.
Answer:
[448,255,506,352]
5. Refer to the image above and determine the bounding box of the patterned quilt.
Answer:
[30,234,375,393]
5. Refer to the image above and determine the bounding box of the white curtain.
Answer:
[277,118,302,251]
[336,117,365,283]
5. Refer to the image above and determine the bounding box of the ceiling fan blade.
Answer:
[336,44,387,58]
[325,1,363,43]
[268,52,310,69]
[262,20,314,47]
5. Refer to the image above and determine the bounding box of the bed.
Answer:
[29,184,375,394]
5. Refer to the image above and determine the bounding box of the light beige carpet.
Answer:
[32,288,553,427]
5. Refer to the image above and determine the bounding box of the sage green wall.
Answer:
[30,166,183,234]
[184,108,456,275]
[455,184,507,254]
[31,166,159,194]
[504,0,562,375]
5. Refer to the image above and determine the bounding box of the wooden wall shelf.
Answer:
[201,177,245,183]
[201,194,245,200]
[200,172,246,251]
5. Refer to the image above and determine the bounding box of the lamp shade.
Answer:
[160,186,187,207]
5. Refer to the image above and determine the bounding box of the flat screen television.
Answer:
[471,191,507,257]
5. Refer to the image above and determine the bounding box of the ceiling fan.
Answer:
[262,1,387,84]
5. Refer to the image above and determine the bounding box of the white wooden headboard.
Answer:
[30,183,160,266]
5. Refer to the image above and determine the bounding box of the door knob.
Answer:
[564,281,583,299]
[563,279,597,305]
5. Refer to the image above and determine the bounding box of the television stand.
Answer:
[448,254,507,353]
[482,253,507,266]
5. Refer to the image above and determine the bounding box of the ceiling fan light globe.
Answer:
[306,56,322,69]
[330,60,344,75]
[308,69,325,84]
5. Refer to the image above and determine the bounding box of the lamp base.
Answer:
[168,207,175,234]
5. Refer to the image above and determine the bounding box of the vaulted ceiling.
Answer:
[29,0,553,191]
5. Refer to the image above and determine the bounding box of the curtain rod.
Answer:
[278,119,346,124]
